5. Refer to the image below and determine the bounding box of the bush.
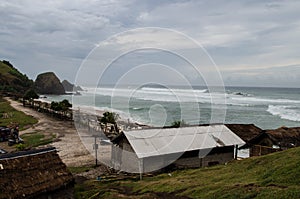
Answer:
[171,120,187,128]
[50,99,72,111]
[15,143,25,151]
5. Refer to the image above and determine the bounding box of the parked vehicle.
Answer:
[8,136,24,146]
[0,126,11,142]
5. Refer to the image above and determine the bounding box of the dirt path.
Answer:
[6,98,94,167]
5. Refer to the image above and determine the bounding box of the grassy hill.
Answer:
[0,60,34,96]
[75,147,300,198]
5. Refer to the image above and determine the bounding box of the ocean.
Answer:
[45,86,300,129]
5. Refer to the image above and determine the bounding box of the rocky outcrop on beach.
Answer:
[34,72,65,94]
[62,80,83,92]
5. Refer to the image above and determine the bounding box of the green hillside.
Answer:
[0,60,34,96]
[0,98,37,130]
[75,147,300,198]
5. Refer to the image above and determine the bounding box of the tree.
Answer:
[50,99,72,112]
[23,89,39,100]
[23,89,39,107]
[99,112,119,133]
[171,120,187,128]
[100,112,119,124]
[60,99,72,111]
[2,60,13,68]
[50,101,61,111]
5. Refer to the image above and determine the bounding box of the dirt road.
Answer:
[6,98,94,167]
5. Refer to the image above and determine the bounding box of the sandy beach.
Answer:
[6,98,95,167]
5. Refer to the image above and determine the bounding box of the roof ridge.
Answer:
[0,147,57,160]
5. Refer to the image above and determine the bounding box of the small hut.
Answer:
[0,147,74,199]
[243,126,300,156]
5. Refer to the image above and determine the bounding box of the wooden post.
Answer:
[234,145,238,160]
[139,159,143,180]
[259,145,262,156]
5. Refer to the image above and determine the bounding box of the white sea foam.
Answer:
[232,96,300,104]
[141,87,208,94]
[87,87,226,103]
[227,103,251,107]
[73,105,140,123]
[84,87,300,109]
[267,105,300,122]
[131,107,144,110]
[45,86,300,127]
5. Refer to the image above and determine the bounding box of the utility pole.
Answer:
[93,136,98,166]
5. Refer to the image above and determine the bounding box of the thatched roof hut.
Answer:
[242,126,300,149]
[0,147,74,199]
[265,126,300,148]
[225,124,262,143]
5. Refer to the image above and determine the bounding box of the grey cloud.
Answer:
[222,65,300,87]
[0,0,300,87]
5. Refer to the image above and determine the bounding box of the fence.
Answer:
[250,145,281,156]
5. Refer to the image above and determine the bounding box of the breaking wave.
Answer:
[85,87,300,107]
[267,105,300,122]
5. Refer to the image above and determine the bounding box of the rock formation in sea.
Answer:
[34,72,65,94]
[62,80,83,92]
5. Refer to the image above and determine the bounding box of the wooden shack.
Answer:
[243,126,300,156]
[0,147,74,199]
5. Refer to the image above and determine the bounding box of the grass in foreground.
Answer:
[75,147,300,199]
[68,166,95,174]
[16,132,56,150]
[0,98,37,130]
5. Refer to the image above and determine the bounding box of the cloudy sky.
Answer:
[1,0,300,87]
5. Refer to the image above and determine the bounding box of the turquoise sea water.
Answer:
[45,86,300,129]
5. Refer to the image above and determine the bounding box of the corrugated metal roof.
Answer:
[124,125,245,158]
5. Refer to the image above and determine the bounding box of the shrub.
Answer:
[15,143,25,151]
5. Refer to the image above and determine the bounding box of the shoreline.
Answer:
[4,97,149,168]
[36,96,151,130]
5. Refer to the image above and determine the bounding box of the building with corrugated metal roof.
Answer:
[111,124,245,175]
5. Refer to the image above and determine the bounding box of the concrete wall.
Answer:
[174,156,202,168]
[174,151,234,168]
[201,152,233,167]
[111,140,140,173]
